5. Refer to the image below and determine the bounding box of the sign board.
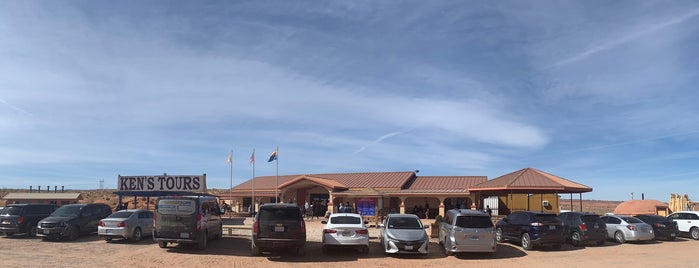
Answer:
[118,174,207,192]
[355,198,377,216]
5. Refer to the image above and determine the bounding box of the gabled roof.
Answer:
[277,175,348,191]
[469,167,592,193]
[2,192,83,200]
[408,176,487,190]
[231,171,416,191]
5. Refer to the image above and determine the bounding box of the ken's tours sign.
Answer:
[118,174,206,192]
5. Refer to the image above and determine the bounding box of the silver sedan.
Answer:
[379,214,429,255]
[601,215,654,243]
[98,209,153,242]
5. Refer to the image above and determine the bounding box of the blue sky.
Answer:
[1,1,698,201]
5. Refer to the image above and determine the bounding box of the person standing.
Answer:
[304,200,310,219]
[486,205,493,217]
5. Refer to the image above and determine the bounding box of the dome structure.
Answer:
[613,199,670,216]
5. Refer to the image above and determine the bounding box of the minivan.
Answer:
[252,203,306,256]
[153,195,223,250]
[438,209,496,255]
[36,203,112,241]
[0,204,56,237]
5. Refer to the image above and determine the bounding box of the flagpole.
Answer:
[228,149,232,215]
[252,148,255,213]
[275,145,279,204]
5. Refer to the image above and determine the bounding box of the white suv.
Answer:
[667,211,699,240]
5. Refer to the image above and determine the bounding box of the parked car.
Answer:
[600,215,654,243]
[252,203,306,256]
[379,213,429,255]
[558,212,607,246]
[36,203,112,241]
[0,204,56,237]
[98,209,154,242]
[634,214,677,241]
[321,213,369,253]
[667,211,699,240]
[438,209,496,255]
[495,211,565,250]
[154,195,223,250]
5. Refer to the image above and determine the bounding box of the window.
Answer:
[621,217,643,224]
[534,214,561,224]
[108,211,133,218]
[455,215,493,228]
[259,207,302,221]
[688,213,699,220]
[387,217,422,229]
[330,216,361,224]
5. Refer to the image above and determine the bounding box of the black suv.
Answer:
[0,204,56,237]
[558,212,607,246]
[36,203,112,241]
[252,203,306,256]
[495,211,565,250]
[634,214,678,241]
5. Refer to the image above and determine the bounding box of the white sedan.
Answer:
[321,213,370,253]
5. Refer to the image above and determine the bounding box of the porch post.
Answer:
[327,192,335,214]
[399,196,407,214]
[438,197,446,218]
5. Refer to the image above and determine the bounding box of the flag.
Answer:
[226,152,232,165]
[249,151,255,164]
[267,149,278,162]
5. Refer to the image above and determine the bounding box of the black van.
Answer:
[0,204,56,237]
[252,203,306,256]
[36,203,112,241]
[154,195,223,250]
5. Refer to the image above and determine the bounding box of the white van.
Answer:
[153,195,223,249]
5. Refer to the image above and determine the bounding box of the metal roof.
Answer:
[2,192,83,200]
[469,167,592,193]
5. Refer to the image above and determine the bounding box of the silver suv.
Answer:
[438,209,496,255]
[667,211,699,240]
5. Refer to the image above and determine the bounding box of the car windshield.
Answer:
[2,207,22,215]
[107,211,133,219]
[51,206,81,217]
[259,207,302,221]
[534,214,561,224]
[455,215,493,228]
[330,216,361,224]
[387,217,422,229]
[621,217,643,224]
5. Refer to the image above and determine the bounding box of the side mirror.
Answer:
[379,223,385,228]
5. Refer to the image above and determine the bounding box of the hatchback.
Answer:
[379,214,429,255]
[634,214,677,241]
[558,212,607,246]
[601,215,654,243]
[438,209,496,255]
[252,203,306,256]
[321,213,370,253]
[98,209,154,242]
[495,211,565,250]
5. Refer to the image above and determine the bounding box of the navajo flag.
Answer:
[267,149,278,162]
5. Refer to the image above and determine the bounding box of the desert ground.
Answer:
[1,217,697,268]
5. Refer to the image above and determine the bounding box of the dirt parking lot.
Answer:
[1,219,696,268]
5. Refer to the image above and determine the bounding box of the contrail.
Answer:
[0,97,32,116]
[354,131,404,154]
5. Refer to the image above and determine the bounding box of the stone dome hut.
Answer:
[613,199,670,216]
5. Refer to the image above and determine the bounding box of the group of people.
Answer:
[302,200,328,219]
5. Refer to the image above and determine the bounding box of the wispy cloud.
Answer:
[0,98,32,116]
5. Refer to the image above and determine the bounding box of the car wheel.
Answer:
[158,241,168,248]
[521,233,534,250]
[132,227,142,242]
[570,232,582,247]
[251,241,261,256]
[67,226,79,241]
[614,231,626,243]
[197,232,208,250]
[691,227,699,240]
[443,238,453,256]
[495,228,504,243]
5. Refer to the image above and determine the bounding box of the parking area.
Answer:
[1,219,695,268]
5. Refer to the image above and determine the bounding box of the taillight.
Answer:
[355,229,368,235]
[118,221,126,228]
[252,220,259,234]
[530,222,544,227]
[301,220,306,234]
[196,213,201,231]
[98,221,105,227]
[626,225,637,231]
[655,223,666,228]
[323,229,337,234]
[579,223,588,232]
[17,216,24,224]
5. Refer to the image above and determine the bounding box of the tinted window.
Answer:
[688,213,699,220]
[387,217,422,229]
[455,215,493,228]
[259,207,302,222]
[534,214,561,224]
[669,214,680,220]
[108,211,133,218]
[51,206,82,217]
[330,216,361,224]
[3,207,23,215]
[581,215,601,223]
[621,217,643,224]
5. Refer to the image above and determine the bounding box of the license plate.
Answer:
[404,245,413,250]
[106,229,112,233]
[180,233,189,238]
[274,226,285,232]
[342,231,351,236]
[43,229,50,234]
[671,233,676,237]
[549,225,556,230]
[593,224,599,229]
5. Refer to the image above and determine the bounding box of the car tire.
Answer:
[158,241,168,248]
[571,232,582,247]
[521,233,534,250]
[691,227,699,240]
[614,231,626,244]
[251,242,261,256]
[495,228,504,243]
[443,238,453,256]
[132,227,142,242]
[197,231,208,250]
[67,226,79,241]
